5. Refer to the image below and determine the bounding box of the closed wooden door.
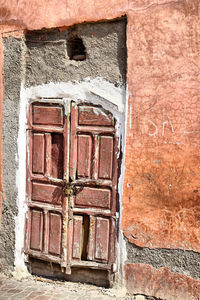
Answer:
[25,101,119,274]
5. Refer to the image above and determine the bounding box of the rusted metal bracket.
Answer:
[64,187,73,195]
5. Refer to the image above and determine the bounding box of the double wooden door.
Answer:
[25,101,119,274]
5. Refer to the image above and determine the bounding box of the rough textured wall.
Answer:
[0,37,24,272]
[25,20,126,86]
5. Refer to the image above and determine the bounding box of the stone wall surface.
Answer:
[25,20,126,86]
[0,0,200,299]
[0,37,24,272]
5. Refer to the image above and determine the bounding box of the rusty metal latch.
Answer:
[63,179,73,196]
[64,187,73,195]
[63,181,83,196]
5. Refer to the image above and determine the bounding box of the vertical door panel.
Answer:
[45,133,52,177]
[92,135,99,180]
[72,215,83,260]
[30,209,43,252]
[51,133,64,179]
[48,212,62,256]
[94,217,110,262]
[98,136,113,179]
[77,135,92,178]
[87,216,96,261]
[32,133,45,174]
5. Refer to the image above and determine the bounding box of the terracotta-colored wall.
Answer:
[0,0,200,297]
[124,3,200,252]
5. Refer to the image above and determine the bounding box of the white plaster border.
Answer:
[14,77,128,282]
[13,83,29,279]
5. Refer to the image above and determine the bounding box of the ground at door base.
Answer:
[0,274,163,300]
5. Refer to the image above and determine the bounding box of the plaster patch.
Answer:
[13,84,28,279]
[115,84,129,286]
[25,77,126,113]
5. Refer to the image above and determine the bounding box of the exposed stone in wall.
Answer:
[25,19,126,87]
[126,240,200,280]
[0,37,24,272]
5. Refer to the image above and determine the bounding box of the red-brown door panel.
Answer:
[32,133,45,175]
[32,182,63,205]
[77,135,92,178]
[51,133,64,179]
[87,216,114,264]
[32,105,64,126]
[94,217,110,262]
[26,102,68,266]
[72,215,83,260]
[74,187,111,209]
[78,106,114,127]
[29,209,44,252]
[48,212,62,256]
[98,136,114,180]
[69,103,119,270]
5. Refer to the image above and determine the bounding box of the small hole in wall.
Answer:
[67,37,86,61]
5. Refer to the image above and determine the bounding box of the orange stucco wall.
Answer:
[0,0,199,253]
[124,5,200,252]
